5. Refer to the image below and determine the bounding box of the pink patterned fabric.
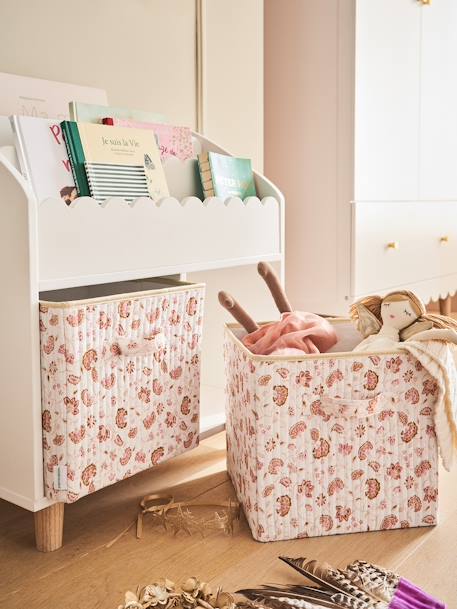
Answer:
[40,284,204,503]
[225,328,439,542]
[242,312,338,356]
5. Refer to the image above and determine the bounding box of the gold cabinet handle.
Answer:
[387,241,399,250]
[440,236,449,245]
[419,0,431,5]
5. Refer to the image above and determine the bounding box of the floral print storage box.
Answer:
[40,280,205,503]
[224,321,439,542]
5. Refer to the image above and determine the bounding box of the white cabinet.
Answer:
[265,0,457,315]
[420,0,457,200]
[353,201,457,297]
[354,0,421,202]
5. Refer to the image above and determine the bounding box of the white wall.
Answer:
[202,0,264,170]
[264,0,351,314]
[0,0,197,127]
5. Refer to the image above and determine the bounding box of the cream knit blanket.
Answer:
[401,339,457,471]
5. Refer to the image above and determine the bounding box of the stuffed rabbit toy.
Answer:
[218,262,338,355]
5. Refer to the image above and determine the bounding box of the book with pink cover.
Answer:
[102,117,193,161]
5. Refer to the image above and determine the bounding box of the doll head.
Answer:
[350,290,457,340]
[380,292,424,331]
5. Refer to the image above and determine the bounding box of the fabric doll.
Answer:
[350,290,457,352]
[218,262,338,355]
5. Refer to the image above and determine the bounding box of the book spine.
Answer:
[68,101,77,121]
[61,123,81,196]
[66,121,90,197]
[197,152,215,198]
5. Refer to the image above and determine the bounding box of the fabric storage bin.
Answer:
[224,320,439,542]
[40,278,205,503]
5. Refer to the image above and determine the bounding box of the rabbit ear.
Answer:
[218,291,259,334]
[353,303,382,338]
[257,262,292,313]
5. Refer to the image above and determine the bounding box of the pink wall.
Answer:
[264,1,343,311]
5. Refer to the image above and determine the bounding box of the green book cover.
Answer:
[198,151,256,199]
[61,121,90,197]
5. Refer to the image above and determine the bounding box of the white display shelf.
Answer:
[38,195,282,291]
[0,130,284,514]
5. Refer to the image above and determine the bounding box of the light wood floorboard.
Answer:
[0,433,455,608]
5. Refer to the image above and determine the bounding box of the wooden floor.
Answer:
[0,432,456,609]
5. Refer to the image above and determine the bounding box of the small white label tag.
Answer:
[55,465,68,490]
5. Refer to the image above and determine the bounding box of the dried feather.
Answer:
[237,588,339,609]
[343,562,399,603]
[270,585,374,609]
[237,585,372,609]
[256,585,372,609]
[345,562,399,590]
[278,558,387,609]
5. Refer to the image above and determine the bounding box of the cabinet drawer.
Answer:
[353,202,457,296]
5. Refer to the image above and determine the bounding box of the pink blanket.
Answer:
[242,311,338,356]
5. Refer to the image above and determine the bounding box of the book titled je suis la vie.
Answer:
[61,121,169,201]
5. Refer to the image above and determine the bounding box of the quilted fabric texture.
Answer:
[40,284,204,503]
[224,328,439,542]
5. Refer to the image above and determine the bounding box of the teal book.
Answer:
[197,151,256,199]
[61,121,90,197]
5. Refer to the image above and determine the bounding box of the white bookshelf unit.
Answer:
[0,131,284,549]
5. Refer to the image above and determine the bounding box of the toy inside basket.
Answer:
[228,317,372,356]
[224,319,439,542]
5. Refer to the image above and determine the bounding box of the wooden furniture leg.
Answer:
[34,502,64,552]
[439,296,452,316]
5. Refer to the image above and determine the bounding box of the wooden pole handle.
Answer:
[257,261,292,313]
[218,291,259,334]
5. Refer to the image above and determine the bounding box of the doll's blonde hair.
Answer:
[350,290,457,339]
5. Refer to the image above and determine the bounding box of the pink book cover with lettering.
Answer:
[11,115,76,204]
[102,117,193,161]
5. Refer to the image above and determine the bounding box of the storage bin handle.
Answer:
[103,334,167,360]
[320,393,384,418]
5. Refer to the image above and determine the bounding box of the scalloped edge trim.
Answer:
[39,195,279,208]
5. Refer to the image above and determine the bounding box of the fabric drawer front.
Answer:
[40,282,205,503]
[224,331,439,542]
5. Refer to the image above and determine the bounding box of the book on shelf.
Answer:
[11,115,77,205]
[0,116,14,146]
[62,121,169,201]
[0,72,107,120]
[102,117,193,161]
[69,102,166,125]
[197,151,256,199]
[0,116,19,167]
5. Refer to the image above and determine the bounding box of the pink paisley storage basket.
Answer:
[224,320,439,542]
[40,278,205,503]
